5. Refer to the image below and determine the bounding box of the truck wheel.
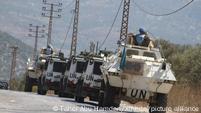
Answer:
[58,78,64,97]
[75,96,84,103]
[60,78,74,98]
[149,93,167,113]
[37,77,46,95]
[39,89,46,95]
[24,76,33,92]
[98,80,105,107]
[75,79,84,103]
[64,93,74,98]
[102,83,121,108]
[98,91,104,107]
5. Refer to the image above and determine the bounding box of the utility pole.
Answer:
[96,41,99,55]
[70,0,80,57]
[28,24,45,60]
[42,0,62,47]
[90,42,95,54]
[119,0,131,44]
[9,46,18,90]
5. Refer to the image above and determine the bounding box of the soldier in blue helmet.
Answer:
[135,28,147,46]
[134,28,152,47]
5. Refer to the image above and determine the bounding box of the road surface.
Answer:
[0,90,148,113]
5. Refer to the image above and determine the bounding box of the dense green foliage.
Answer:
[159,40,201,85]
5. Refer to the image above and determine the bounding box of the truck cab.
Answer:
[63,56,88,97]
[37,51,67,95]
[24,58,41,92]
[74,56,103,102]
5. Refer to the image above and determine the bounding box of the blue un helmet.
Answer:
[139,28,146,34]
[136,28,146,45]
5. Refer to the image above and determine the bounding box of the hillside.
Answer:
[0,31,33,81]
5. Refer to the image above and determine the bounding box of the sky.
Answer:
[0,0,200,54]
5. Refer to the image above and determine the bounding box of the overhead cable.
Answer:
[60,13,74,51]
[99,0,124,49]
[133,0,194,16]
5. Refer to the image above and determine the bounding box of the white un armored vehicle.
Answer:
[74,54,103,102]
[37,51,67,95]
[24,58,41,92]
[99,36,176,113]
[74,50,113,103]
[25,46,53,92]
[60,53,88,98]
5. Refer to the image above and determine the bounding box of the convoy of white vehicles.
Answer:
[8,0,177,112]
[25,37,176,113]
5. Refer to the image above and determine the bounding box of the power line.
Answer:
[133,0,194,16]
[60,13,74,51]
[99,0,124,49]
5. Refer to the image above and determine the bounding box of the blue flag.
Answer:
[120,47,126,69]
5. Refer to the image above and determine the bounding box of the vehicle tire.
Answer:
[55,90,59,95]
[98,91,104,107]
[75,96,84,103]
[59,78,64,97]
[98,80,105,107]
[37,77,46,95]
[102,82,121,108]
[75,79,84,103]
[149,93,167,113]
[24,76,33,92]
[64,93,74,98]
[61,77,74,98]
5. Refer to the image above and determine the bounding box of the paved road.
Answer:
[0,90,147,113]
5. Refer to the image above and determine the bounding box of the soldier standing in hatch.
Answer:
[134,28,154,48]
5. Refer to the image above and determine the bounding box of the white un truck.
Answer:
[100,42,176,113]
[38,52,67,95]
[61,55,88,99]
[74,55,103,103]
[25,58,41,92]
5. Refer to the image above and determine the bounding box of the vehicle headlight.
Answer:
[41,59,46,63]
[47,73,53,77]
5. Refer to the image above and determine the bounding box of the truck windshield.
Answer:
[53,62,67,73]
[143,52,156,59]
[126,49,139,56]
[93,62,102,75]
[123,60,144,75]
[76,61,87,73]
